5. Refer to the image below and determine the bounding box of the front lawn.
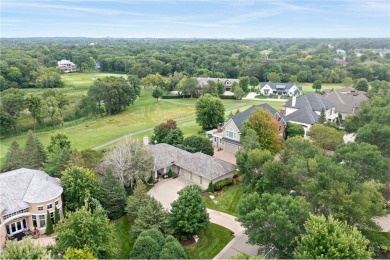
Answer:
[112,215,134,259]
[204,184,243,217]
[184,223,233,259]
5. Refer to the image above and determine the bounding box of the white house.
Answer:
[57,59,77,73]
[285,92,336,135]
[258,82,302,96]
[197,77,239,92]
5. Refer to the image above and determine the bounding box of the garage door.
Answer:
[180,169,191,181]
[224,142,239,154]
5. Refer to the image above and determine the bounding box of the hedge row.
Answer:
[219,95,236,99]
[161,95,192,99]
[214,178,233,191]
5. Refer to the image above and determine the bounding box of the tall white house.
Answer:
[57,59,77,72]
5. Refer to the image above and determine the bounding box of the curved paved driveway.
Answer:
[148,178,259,259]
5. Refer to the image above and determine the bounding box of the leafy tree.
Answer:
[217,82,225,95]
[286,122,304,138]
[294,214,372,259]
[342,77,353,87]
[61,166,100,211]
[56,206,115,259]
[24,130,47,169]
[0,107,15,135]
[312,80,322,92]
[195,94,225,130]
[241,108,283,154]
[163,128,184,145]
[128,74,141,96]
[152,119,178,144]
[104,138,154,188]
[177,77,200,98]
[354,78,369,91]
[202,80,219,96]
[42,89,69,124]
[45,210,53,235]
[249,77,259,88]
[297,71,308,82]
[335,142,390,183]
[2,140,23,172]
[141,73,167,89]
[35,68,63,88]
[125,179,152,220]
[307,124,343,150]
[234,85,245,100]
[183,136,214,156]
[160,235,187,259]
[239,76,250,92]
[47,133,71,153]
[170,185,209,238]
[132,197,172,238]
[152,87,163,101]
[0,88,25,133]
[266,72,281,83]
[99,171,127,219]
[238,193,310,258]
[25,94,44,131]
[356,123,390,157]
[64,247,97,259]
[130,229,165,259]
[44,144,71,177]
[0,238,49,259]
[80,149,104,170]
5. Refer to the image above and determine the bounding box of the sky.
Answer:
[1,0,389,38]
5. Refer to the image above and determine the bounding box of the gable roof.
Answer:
[285,92,335,111]
[260,82,302,92]
[286,106,320,125]
[0,168,63,215]
[146,144,236,181]
[196,77,239,88]
[230,103,288,130]
[324,89,368,114]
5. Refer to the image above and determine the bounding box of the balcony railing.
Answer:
[2,208,29,220]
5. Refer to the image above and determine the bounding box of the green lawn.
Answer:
[300,82,344,94]
[204,184,243,217]
[184,223,234,259]
[112,215,134,259]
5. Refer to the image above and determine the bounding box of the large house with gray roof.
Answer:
[0,169,63,249]
[258,82,302,96]
[146,143,236,189]
[197,77,239,92]
[207,103,288,154]
[285,92,336,135]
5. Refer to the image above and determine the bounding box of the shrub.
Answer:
[167,169,173,178]
[214,178,233,191]
[148,175,154,184]
[161,95,191,99]
[219,95,236,99]
[208,182,215,192]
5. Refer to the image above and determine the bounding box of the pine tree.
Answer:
[24,130,47,169]
[2,140,23,172]
[99,171,127,219]
[44,144,70,177]
[45,210,53,235]
[54,206,60,225]
[318,108,326,124]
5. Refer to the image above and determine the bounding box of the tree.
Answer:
[195,94,225,130]
[24,130,47,169]
[2,140,23,172]
[234,85,245,100]
[152,87,163,102]
[354,78,369,91]
[335,142,390,183]
[127,74,141,97]
[177,77,200,98]
[25,94,44,131]
[47,133,71,153]
[294,214,372,259]
[342,77,353,87]
[125,179,152,220]
[42,89,69,125]
[56,206,115,259]
[141,73,167,89]
[307,124,344,151]
[130,232,162,259]
[0,107,16,135]
[104,138,154,188]
[318,108,326,124]
[160,235,187,259]
[64,247,97,259]
[183,136,214,156]
[238,193,310,258]
[249,77,259,88]
[242,108,283,154]
[312,80,322,92]
[286,122,304,138]
[132,197,172,238]
[163,128,184,145]
[0,88,25,134]
[61,167,100,211]
[44,144,71,177]
[239,76,250,92]
[297,71,308,82]
[54,205,60,225]
[266,72,281,83]
[356,123,390,157]
[45,210,53,235]
[44,96,62,128]
[35,68,63,88]
[217,82,225,95]
[0,238,49,259]
[99,171,127,219]
[152,119,178,144]
[170,185,209,238]
[202,80,219,96]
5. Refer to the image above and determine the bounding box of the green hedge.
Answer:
[214,178,233,191]
[219,95,236,100]
[161,95,192,99]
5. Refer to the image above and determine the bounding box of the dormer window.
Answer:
[226,129,236,139]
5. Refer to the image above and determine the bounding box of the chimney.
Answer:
[217,123,223,133]
[143,136,149,146]
[292,95,297,107]
[280,107,286,115]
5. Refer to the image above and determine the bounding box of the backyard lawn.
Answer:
[184,223,233,259]
[300,82,344,93]
[112,215,134,259]
[204,184,243,217]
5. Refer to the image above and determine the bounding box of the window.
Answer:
[50,212,55,224]
[32,215,37,227]
[39,215,45,228]
[55,200,59,206]
[38,206,44,211]
[47,204,53,209]
[226,129,236,139]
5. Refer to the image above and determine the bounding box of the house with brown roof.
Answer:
[0,169,63,249]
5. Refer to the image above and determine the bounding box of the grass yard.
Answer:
[204,184,243,217]
[300,82,344,94]
[112,215,134,259]
[184,223,233,259]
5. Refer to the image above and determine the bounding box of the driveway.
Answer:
[213,149,237,165]
[148,179,260,258]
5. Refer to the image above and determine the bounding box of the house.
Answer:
[146,143,236,189]
[323,88,368,121]
[258,82,302,97]
[207,104,288,154]
[0,169,63,249]
[57,59,77,73]
[196,77,239,92]
[284,92,336,135]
